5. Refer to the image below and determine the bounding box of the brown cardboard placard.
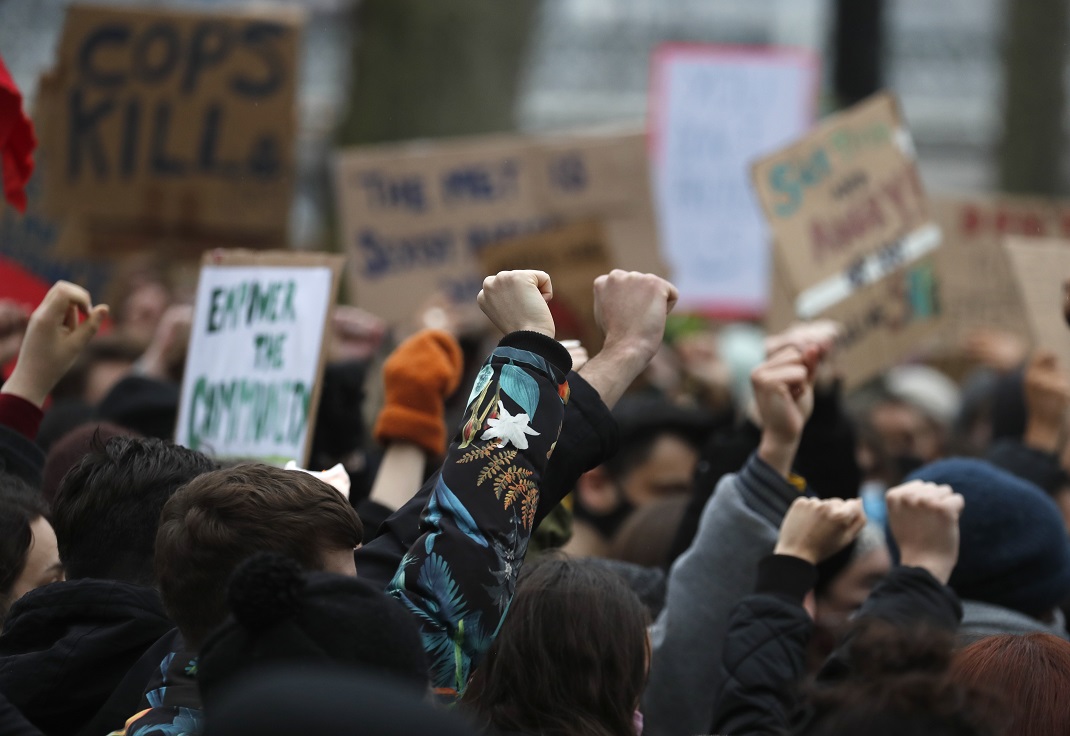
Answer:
[752,92,943,388]
[174,249,345,467]
[931,196,1070,348]
[1004,237,1070,374]
[38,4,302,244]
[479,220,612,352]
[332,128,664,325]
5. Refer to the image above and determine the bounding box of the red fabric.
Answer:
[0,392,43,440]
[0,52,36,213]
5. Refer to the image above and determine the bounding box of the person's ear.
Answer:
[575,466,621,515]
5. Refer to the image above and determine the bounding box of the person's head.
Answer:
[40,422,140,505]
[0,475,62,625]
[905,459,1070,620]
[51,436,215,585]
[815,525,892,634]
[607,496,689,569]
[575,397,711,538]
[198,553,426,702]
[155,464,363,648]
[800,622,1000,736]
[462,556,650,736]
[951,633,1070,736]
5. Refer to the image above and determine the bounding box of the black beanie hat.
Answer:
[198,553,428,703]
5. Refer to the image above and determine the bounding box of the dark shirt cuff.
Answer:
[0,393,43,441]
[756,554,818,604]
[498,331,573,381]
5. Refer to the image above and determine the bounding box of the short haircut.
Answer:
[51,436,216,585]
[155,464,363,647]
[0,474,50,624]
[951,633,1070,736]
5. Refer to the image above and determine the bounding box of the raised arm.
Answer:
[385,271,572,699]
[644,343,825,736]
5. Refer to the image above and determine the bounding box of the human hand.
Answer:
[477,270,555,338]
[753,345,823,477]
[0,301,30,365]
[1023,351,1070,452]
[330,306,388,363]
[1,281,109,407]
[138,304,193,381]
[964,328,1028,374]
[886,480,964,585]
[765,320,841,358]
[774,496,867,565]
[593,270,678,363]
[560,340,589,371]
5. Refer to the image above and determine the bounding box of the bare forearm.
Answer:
[368,442,427,512]
[577,343,649,410]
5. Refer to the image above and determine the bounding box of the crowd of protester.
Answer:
[1,263,1069,736]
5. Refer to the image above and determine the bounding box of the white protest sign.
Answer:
[175,251,343,466]
[650,44,817,317]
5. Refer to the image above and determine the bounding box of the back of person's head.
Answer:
[801,621,1001,736]
[155,464,363,648]
[198,553,426,701]
[950,633,1070,736]
[51,436,215,585]
[40,422,139,505]
[905,458,1070,618]
[0,475,55,625]
[608,496,689,569]
[203,665,476,736]
[462,555,649,736]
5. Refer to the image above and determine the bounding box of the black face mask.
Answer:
[572,497,636,540]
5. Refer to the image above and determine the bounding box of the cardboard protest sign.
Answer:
[932,196,1070,347]
[175,250,344,466]
[1004,237,1070,373]
[650,44,818,317]
[753,92,943,388]
[479,220,612,351]
[333,129,664,325]
[36,4,301,244]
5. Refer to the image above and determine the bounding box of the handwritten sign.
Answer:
[753,92,943,388]
[37,4,301,242]
[332,129,665,324]
[1004,237,1070,373]
[932,196,1070,347]
[650,44,817,317]
[479,220,613,351]
[175,250,343,466]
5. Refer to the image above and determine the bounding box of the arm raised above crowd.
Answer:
[578,270,677,410]
[385,271,572,699]
[645,344,823,736]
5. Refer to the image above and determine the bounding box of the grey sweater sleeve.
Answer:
[642,454,802,736]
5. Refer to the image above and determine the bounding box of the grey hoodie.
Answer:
[643,455,801,736]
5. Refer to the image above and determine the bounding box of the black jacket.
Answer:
[0,579,173,736]
[0,424,44,488]
[712,559,962,736]
[355,370,619,588]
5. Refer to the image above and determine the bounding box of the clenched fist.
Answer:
[774,496,867,565]
[593,270,678,362]
[477,270,555,339]
[887,480,965,585]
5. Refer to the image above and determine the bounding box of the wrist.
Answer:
[0,369,47,408]
[600,336,657,371]
[771,544,818,565]
[899,551,956,586]
[758,434,800,480]
[518,325,555,339]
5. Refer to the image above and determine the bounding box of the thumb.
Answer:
[75,305,109,345]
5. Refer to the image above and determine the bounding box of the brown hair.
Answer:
[155,464,362,647]
[462,555,649,736]
[951,633,1070,736]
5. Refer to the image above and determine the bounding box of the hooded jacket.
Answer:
[0,579,172,736]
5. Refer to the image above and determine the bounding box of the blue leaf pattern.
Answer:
[499,363,541,420]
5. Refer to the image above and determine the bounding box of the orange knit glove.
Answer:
[374,329,464,456]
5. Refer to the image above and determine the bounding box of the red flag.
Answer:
[0,52,36,214]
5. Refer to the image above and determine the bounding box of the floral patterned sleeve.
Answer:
[386,332,572,700]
